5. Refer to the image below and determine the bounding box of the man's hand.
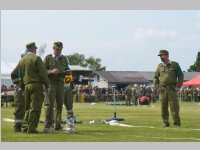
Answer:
[51,68,60,75]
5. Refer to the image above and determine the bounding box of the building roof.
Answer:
[96,71,200,84]
[69,65,92,71]
[2,60,200,86]
[183,72,200,81]
[140,71,200,81]
[139,71,155,81]
[96,71,149,84]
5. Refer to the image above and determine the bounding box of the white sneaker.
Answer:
[65,117,75,124]
[63,124,76,133]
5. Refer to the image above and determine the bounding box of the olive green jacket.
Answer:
[125,89,132,96]
[44,54,70,83]
[153,61,184,88]
[11,64,25,90]
[12,52,49,88]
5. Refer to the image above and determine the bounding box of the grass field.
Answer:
[1,102,200,142]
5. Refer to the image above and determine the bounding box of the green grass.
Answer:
[1,102,200,142]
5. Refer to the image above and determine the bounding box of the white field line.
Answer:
[107,122,200,131]
[2,118,14,122]
[109,123,156,128]
[132,135,200,141]
[191,129,200,131]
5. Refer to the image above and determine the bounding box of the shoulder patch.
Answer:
[171,61,178,66]
[171,61,177,65]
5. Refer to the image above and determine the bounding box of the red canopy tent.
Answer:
[182,76,200,87]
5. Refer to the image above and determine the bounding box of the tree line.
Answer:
[67,53,106,71]
[66,51,200,72]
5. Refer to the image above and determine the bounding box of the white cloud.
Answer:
[196,12,200,19]
[196,23,200,29]
[195,12,200,29]
[133,27,178,40]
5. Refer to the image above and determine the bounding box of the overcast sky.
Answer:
[1,10,200,71]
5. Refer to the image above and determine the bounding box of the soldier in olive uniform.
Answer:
[44,42,70,132]
[63,70,76,121]
[64,82,75,119]
[153,50,184,128]
[63,60,75,121]
[125,87,132,105]
[12,85,25,132]
[12,42,49,133]
[11,51,28,132]
[63,80,77,133]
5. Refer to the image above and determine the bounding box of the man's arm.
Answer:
[153,65,160,88]
[11,63,20,84]
[65,56,70,70]
[37,56,49,88]
[176,63,184,88]
[11,63,25,90]
[44,55,54,75]
[58,56,71,76]
[61,56,70,72]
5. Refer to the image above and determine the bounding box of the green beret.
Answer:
[158,50,169,56]
[53,41,63,49]
[26,42,37,49]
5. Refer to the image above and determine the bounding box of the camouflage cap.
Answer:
[158,50,169,56]
[53,41,63,49]
[26,42,37,49]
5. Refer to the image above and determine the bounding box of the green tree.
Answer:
[85,57,106,71]
[67,53,106,71]
[188,51,200,72]
[67,53,87,67]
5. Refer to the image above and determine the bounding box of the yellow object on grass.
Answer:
[64,75,73,83]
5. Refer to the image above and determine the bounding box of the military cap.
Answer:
[158,50,169,56]
[53,41,63,49]
[26,42,37,49]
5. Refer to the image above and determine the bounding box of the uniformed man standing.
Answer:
[125,87,132,105]
[63,58,75,122]
[64,79,75,120]
[44,42,70,132]
[11,50,28,132]
[153,50,184,128]
[12,42,49,133]
[63,78,76,133]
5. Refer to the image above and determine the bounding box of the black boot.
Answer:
[163,123,170,128]
[14,123,22,132]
